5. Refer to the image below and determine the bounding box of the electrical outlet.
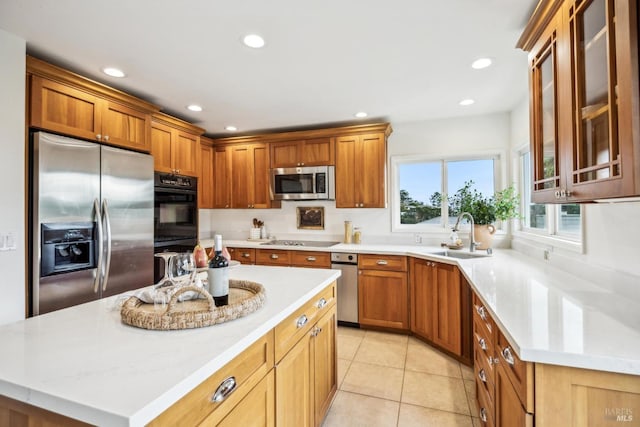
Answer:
[543,249,550,261]
[414,234,422,244]
[0,232,16,251]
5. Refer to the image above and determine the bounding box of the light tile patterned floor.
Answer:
[323,326,480,427]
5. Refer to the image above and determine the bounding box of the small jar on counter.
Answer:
[353,227,361,244]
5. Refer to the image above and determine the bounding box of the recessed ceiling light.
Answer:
[459,99,475,106]
[355,112,368,118]
[471,58,492,69]
[243,34,265,49]
[225,126,238,131]
[187,105,203,112]
[102,67,125,78]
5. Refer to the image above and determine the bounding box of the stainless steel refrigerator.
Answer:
[31,131,154,315]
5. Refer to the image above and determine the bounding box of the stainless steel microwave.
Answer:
[270,166,335,200]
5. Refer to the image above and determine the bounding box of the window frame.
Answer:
[390,152,503,233]
[516,146,585,253]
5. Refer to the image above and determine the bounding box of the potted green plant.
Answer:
[449,181,520,249]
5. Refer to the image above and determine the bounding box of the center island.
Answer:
[0,265,340,427]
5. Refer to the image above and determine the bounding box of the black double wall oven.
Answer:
[153,172,198,283]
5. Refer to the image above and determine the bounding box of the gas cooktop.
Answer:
[260,240,340,248]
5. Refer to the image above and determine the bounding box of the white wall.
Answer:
[0,29,26,325]
[202,113,512,245]
[509,96,640,281]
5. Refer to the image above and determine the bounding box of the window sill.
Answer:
[513,229,583,254]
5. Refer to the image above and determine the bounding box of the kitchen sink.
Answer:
[431,250,490,259]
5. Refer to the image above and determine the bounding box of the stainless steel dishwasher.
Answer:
[331,252,359,327]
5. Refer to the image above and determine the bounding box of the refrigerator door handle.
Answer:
[102,199,113,291]
[93,198,104,294]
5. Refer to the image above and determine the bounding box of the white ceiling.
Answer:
[0,0,538,137]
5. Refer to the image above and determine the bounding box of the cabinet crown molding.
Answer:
[151,112,205,136]
[516,0,564,51]
[212,122,393,145]
[26,55,161,114]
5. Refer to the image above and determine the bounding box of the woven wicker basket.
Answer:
[120,280,266,330]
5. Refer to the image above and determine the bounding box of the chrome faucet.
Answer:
[453,212,478,252]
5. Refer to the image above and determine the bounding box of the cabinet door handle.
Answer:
[103,135,110,141]
[480,407,487,422]
[316,297,327,309]
[376,260,388,266]
[96,134,102,140]
[211,376,237,403]
[478,369,487,383]
[306,256,316,262]
[501,346,515,365]
[271,254,279,259]
[296,314,308,328]
[242,252,251,258]
[476,305,487,320]
[478,337,487,350]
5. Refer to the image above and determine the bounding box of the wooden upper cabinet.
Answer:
[198,137,214,209]
[213,145,232,209]
[230,143,273,209]
[150,113,203,177]
[335,132,387,208]
[519,0,640,202]
[27,56,158,152]
[270,137,335,168]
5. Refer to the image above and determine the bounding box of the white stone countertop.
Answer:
[0,266,340,427]
[213,239,640,375]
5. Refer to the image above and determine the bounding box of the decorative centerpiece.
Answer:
[449,181,520,250]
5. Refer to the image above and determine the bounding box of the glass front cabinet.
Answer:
[520,0,639,203]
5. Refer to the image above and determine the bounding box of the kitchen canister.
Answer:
[344,221,353,243]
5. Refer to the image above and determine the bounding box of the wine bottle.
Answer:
[207,234,229,306]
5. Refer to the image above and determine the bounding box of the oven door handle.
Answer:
[93,198,103,294]
[101,199,112,292]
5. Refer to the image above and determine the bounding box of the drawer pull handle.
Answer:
[242,253,251,258]
[476,305,487,321]
[271,254,279,259]
[478,338,487,350]
[306,256,316,262]
[212,376,237,403]
[296,314,308,328]
[478,368,487,383]
[480,407,487,422]
[501,346,515,365]
[316,298,327,309]
[376,260,388,265]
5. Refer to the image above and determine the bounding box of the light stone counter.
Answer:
[0,266,340,426]
[212,238,640,375]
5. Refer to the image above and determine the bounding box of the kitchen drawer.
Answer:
[149,330,274,427]
[473,293,496,345]
[274,282,336,362]
[228,247,256,265]
[256,249,291,266]
[476,376,495,427]
[496,330,534,413]
[290,251,331,269]
[474,344,496,404]
[200,369,274,426]
[473,317,496,381]
[358,254,407,272]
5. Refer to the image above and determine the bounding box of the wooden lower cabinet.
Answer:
[410,258,472,364]
[495,363,532,427]
[275,305,337,427]
[358,269,408,330]
[228,247,256,264]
